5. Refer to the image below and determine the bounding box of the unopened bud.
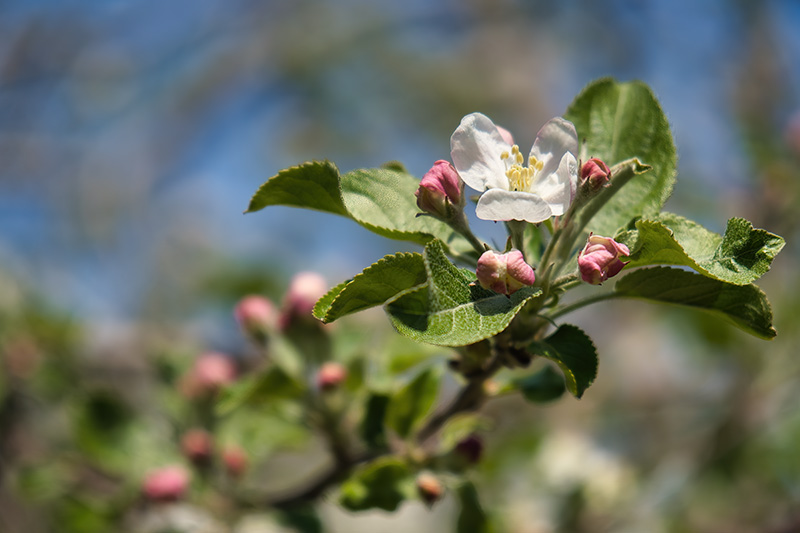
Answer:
[476,249,535,295]
[281,272,328,328]
[221,445,248,478]
[234,295,276,335]
[316,361,347,391]
[580,158,611,191]
[181,352,237,399]
[181,429,213,466]
[416,472,444,506]
[415,160,463,219]
[578,234,630,285]
[142,466,190,502]
[455,435,484,465]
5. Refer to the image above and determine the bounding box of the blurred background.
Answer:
[1,0,799,531]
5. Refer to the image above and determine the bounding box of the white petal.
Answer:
[532,152,577,216]
[475,189,553,223]
[529,117,578,179]
[450,113,510,192]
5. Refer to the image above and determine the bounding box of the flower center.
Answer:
[500,145,544,192]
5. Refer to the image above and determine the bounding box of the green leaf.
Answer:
[339,457,415,512]
[565,79,677,236]
[456,482,494,533]
[529,325,598,399]
[216,365,305,416]
[360,393,390,450]
[246,160,347,215]
[385,240,541,346]
[513,364,567,403]
[439,413,488,453]
[614,267,777,339]
[620,214,784,285]
[386,366,441,439]
[314,252,427,323]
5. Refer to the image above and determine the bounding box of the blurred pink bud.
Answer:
[181,429,213,465]
[578,234,630,285]
[454,434,484,464]
[415,160,463,218]
[234,295,276,334]
[221,445,248,478]
[142,466,190,502]
[181,352,237,399]
[316,361,347,391]
[580,157,611,191]
[281,272,328,326]
[416,472,444,506]
[476,249,535,295]
[496,125,515,145]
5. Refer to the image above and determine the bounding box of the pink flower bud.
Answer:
[281,272,328,328]
[142,466,190,502]
[221,445,248,478]
[234,295,276,334]
[415,160,463,218]
[181,429,213,465]
[476,249,535,295]
[316,361,347,391]
[416,472,444,506]
[580,158,611,191]
[181,352,237,399]
[578,234,630,285]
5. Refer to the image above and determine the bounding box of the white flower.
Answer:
[450,113,579,223]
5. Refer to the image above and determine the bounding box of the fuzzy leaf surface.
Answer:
[565,79,677,236]
[619,214,784,285]
[529,325,598,399]
[614,267,776,339]
[384,240,540,346]
[313,252,426,322]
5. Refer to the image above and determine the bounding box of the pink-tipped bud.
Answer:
[181,352,237,399]
[316,361,347,391]
[416,472,444,506]
[142,466,190,502]
[181,429,213,466]
[580,158,611,191]
[578,234,630,285]
[476,249,535,295]
[415,160,463,219]
[454,435,484,465]
[281,272,328,328]
[234,295,276,334]
[221,445,248,478]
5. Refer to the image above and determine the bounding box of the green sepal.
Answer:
[614,267,777,339]
[528,324,598,399]
[384,240,541,347]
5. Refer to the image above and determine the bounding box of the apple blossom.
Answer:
[142,466,190,502]
[450,113,578,223]
[580,157,611,192]
[316,361,347,391]
[234,295,276,334]
[578,235,630,285]
[475,249,535,295]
